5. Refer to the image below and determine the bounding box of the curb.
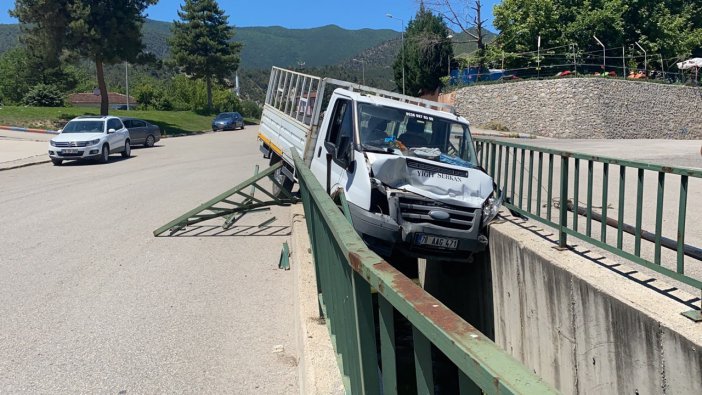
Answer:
[290,205,345,395]
[0,125,59,135]
[0,156,51,172]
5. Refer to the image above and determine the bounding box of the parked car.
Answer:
[212,112,245,131]
[120,117,161,147]
[48,116,131,166]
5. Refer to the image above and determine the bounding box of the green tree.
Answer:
[0,48,33,104]
[393,4,454,96]
[134,83,157,110]
[23,83,64,107]
[493,0,702,73]
[12,0,158,115]
[170,0,242,112]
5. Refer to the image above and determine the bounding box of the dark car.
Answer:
[212,112,244,131]
[120,117,161,147]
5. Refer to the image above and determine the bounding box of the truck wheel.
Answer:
[51,159,63,166]
[270,156,293,198]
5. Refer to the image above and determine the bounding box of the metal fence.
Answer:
[475,138,702,320]
[293,152,556,394]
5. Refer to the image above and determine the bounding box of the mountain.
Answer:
[0,24,21,53]
[0,20,400,70]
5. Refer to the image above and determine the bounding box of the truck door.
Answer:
[310,97,354,194]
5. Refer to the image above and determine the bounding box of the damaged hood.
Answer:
[368,153,493,207]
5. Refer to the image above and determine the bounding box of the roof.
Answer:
[73,115,121,121]
[337,88,470,126]
[68,92,138,105]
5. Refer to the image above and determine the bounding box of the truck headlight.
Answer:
[87,139,100,146]
[481,193,502,226]
[50,140,57,147]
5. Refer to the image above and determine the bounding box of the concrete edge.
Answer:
[0,125,59,135]
[0,155,51,171]
[489,217,702,393]
[491,217,701,342]
[290,204,345,395]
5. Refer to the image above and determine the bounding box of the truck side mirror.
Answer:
[324,141,336,157]
[337,136,355,172]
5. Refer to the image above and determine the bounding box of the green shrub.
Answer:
[240,99,262,119]
[480,121,510,132]
[23,84,65,107]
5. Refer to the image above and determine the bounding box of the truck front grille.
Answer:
[398,196,477,231]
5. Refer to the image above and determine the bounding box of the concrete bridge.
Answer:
[1,126,700,393]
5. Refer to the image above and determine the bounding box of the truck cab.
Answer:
[258,67,500,263]
[308,89,499,261]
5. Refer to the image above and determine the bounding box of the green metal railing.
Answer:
[294,151,557,394]
[476,138,702,321]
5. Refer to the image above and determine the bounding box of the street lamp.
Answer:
[386,13,405,95]
[635,41,647,75]
[593,35,606,71]
[447,34,453,76]
[353,59,365,85]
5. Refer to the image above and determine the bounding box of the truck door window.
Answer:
[326,99,353,151]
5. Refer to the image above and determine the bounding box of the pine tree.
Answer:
[170,0,242,112]
[12,0,158,115]
[393,4,454,96]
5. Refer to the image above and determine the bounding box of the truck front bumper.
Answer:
[347,196,487,262]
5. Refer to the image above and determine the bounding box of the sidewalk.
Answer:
[0,128,53,171]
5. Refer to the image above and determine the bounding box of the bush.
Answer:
[480,121,510,132]
[240,99,262,119]
[153,95,173,111]
[23,84,64,107]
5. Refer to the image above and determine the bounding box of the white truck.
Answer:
[258,67,500,262]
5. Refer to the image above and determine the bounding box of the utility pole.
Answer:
[353,59,365,85]
[635,41,647,75]
[622,46,626,77]
[537,35,541,78]
[572,43,577,74]
[386,14,405,95]
[125,61,130,111]
[594,35,606,72]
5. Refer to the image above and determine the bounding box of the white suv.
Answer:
[48,116,131,165]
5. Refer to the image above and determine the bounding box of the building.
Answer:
[67,92,138,109]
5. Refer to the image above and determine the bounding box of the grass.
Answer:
[0,106,252,135]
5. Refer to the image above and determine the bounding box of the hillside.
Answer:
[0,20,399,70]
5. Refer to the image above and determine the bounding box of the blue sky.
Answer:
[1,0,499,31]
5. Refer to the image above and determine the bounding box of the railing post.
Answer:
[559,156,570,248]
[489,143,497,176]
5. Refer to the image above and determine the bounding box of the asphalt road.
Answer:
[0,127,298,393]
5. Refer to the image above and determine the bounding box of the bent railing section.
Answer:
[475,138,702,320]
[293,151,556,394]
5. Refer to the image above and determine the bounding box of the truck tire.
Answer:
[270,155,294,198]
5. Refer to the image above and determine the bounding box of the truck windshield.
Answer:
[357,103,477,167]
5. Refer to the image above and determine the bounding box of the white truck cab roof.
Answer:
[332,87,471,127]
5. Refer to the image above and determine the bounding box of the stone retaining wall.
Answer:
[450,78,702,139]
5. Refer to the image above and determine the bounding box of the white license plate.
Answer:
[62,149,78,154]
[415,234,459,250]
